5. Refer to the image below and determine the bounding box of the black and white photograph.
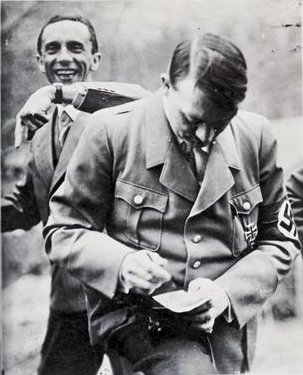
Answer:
[1,1,303,374]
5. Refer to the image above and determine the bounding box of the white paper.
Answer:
[153,279,211,313]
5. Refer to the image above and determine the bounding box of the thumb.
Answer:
[15,114,28,148]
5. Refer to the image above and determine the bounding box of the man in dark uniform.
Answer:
[2,14,148,375]
[44,33,301,374]
[287,166,303,247]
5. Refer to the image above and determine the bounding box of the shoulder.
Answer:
[231,109,274,144]
[84,96,150,138]
[287,166,303,190]
[233,110,271,132]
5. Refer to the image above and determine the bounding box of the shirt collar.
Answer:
[57,104,80,122]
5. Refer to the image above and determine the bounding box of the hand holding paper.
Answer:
[153,277,230,334]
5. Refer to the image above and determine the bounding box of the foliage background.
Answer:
[1,0,302,149]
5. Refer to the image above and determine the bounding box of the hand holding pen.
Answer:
[119,250,172,295]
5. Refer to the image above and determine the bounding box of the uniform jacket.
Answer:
[2,83,149,312]
[287,166,303,247]
[45,90,301,372]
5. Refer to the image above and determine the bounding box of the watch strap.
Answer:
[53,83,63,104]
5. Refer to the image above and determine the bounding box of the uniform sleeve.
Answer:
[216,118,301,328]
[1,145,40,232]
[44,114,134,299]
[287,166,303,247]
[73,82,151,113]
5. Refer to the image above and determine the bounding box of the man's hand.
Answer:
[120,250,172,295]
[183,278,230,334]
[15,85,55,147]
[14,83,83,147]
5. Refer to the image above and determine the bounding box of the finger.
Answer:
[145,251,168,267]
[33,112,50,123]
[190,317,215,334]
[126,274,157,295]
[144,263,171,284]
[134,254,171,283]
[127,265,170,288]
[22,115,48,129]
[185,312,211,324]
[15,117,27,148]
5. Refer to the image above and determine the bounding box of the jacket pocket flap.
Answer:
[115,179,168,213]
[230,185,263,215]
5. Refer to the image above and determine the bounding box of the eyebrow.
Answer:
[44,41,85,49]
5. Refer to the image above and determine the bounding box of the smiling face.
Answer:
[163,75,237,147]
[37,20,101,84]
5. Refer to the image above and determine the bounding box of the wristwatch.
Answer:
[53,82,63,104]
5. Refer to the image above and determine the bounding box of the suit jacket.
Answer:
[2,108,90,311]
[287,166,303,247]
[45,90,301,372]
[2,83,150,312]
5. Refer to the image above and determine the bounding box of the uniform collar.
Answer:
[144,89,242,171]
[145,89,173,169]
[216,122,242,170]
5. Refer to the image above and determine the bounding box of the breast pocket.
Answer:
[113,179,168,250]
[230,185,263,257]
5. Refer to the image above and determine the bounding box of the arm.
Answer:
[44,112,170,299]
[2,145,40,232]
[215,119,301,328]
[44,113,140,298]
[15,82,151,147]
[287,166,303,247]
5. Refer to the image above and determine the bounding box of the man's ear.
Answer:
[36,54,46,74]
[90,52,102,72]
[160,73,170,94]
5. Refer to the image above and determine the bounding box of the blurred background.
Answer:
[1,1,302,374]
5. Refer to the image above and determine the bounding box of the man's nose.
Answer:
[56,46,73,64]
[195,123,208,141]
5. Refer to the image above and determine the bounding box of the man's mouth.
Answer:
[54,69,78,82]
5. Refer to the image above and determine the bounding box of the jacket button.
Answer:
[192,234,202,243]
[133,195,144,205]
[243,201,251,211]
[193,260,201,269]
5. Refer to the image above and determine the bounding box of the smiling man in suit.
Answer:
[44,33,301,374]
[2,13,148,375]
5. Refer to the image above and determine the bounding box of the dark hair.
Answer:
[169,33,247,109]
[37,14,99,55]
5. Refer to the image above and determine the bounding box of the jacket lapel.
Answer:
[190,123,242,216]
[32,107,57,189]
[160,140,200,202]
[145,90,199,202]
[50,112,90,195]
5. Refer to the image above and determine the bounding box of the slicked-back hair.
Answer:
[169,33,247,110]
[37,14,99,55]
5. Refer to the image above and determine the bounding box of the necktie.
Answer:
[58,110,72,147]
[53,110,72,166]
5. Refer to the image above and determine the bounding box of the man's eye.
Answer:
[45,44,59,54]
[68,43,84,53]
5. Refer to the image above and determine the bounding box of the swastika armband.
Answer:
[277,199,298,241]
